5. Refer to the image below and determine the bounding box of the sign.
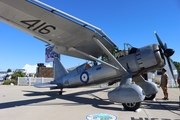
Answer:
[86,113,117,120]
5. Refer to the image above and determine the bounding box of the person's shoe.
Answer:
[165,98,169,100]
[162,97,166,100]
[164,98,169,100]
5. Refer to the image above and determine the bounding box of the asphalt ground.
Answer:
[0,85,180,120]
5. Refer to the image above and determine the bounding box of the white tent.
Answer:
[22,64,52,73]
[46,64,52,67]
[22,64,37,73]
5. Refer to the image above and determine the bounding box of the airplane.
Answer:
[0,0,176,111]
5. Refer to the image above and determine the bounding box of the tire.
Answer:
[144,94,156,100]
[58,91,62,95]
[122,102,141,111]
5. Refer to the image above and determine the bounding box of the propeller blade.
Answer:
[164,43,167,50]
[154,31,176,85]
[167,58,177,85]
[154,31,166,51]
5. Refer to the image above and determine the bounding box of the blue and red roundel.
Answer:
[80,72,89,84]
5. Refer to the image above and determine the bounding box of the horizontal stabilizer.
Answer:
[34,83,58,88]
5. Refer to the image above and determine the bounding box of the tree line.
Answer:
[173,61,180,73]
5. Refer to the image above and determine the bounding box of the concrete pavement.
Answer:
[0,85,180,120]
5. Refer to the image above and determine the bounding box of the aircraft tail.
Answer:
[53,58,68,80]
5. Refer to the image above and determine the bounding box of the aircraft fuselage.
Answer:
[53,44,165,88]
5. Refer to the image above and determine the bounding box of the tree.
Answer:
[11,70,26,81]
[7,68,12,72]
[173,61,180,73]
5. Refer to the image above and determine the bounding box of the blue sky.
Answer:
[0,0,180,71]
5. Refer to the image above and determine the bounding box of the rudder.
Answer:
[53,58,68,80]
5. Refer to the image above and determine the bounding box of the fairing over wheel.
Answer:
[144,94,156,100]
[122,102,141,111]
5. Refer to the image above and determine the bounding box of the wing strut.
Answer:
[68,47,119,70]
[92,36,128,75]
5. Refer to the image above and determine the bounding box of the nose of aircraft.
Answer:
[164,48,174,57]
[154,31,176,84]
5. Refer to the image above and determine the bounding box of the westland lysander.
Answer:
[0,0,175,111]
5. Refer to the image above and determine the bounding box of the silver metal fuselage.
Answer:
[54,44,165,88]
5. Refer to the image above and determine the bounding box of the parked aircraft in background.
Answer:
[0,0,176,111]
[0,70,7,81]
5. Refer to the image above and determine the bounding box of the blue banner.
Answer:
[45,45,59,62]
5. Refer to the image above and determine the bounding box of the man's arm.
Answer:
[165,74,169,88]
[178,75,180,88]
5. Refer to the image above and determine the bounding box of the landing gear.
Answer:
[58,88,63,95]
[144,94,156,100]
[122,102,141,111]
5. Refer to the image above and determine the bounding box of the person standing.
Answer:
[178,73,180,88]
[160,68,169,100]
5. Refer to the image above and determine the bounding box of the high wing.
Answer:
[0,0,117,60]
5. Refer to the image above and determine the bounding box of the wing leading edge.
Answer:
[0,0,118,60]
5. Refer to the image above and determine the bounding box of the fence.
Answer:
[18,77,53,86]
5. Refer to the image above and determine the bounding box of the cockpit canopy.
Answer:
[102,43,139,62]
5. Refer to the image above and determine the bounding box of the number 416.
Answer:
[20,20,56,34]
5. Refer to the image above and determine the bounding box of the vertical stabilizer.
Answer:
[53,58,68,80]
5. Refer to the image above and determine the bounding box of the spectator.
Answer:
[178,73,180,88]
[160,68,169,100]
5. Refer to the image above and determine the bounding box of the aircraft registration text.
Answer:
[20,20,56,34]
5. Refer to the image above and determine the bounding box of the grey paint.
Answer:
[133,76,158,95]
[0,0,116,60]
[108,73,145,103]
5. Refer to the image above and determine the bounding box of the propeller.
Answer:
[154,31,176,84]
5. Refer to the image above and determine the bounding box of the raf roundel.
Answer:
[80,72,89,84]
